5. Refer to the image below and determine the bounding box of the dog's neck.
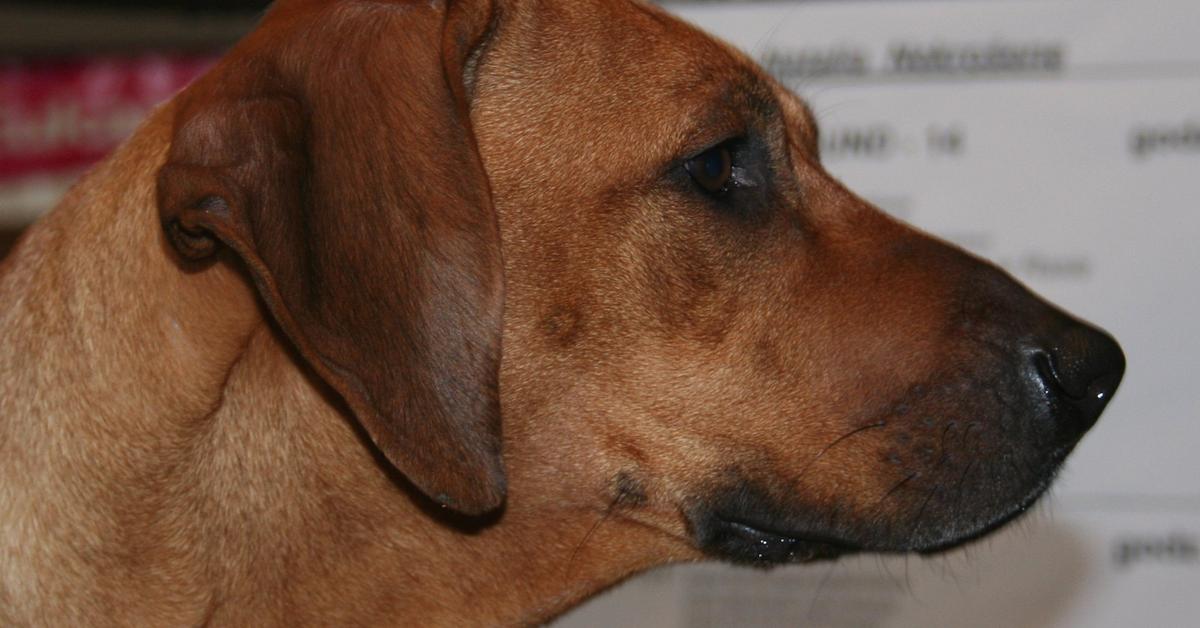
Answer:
[149,323,677,625]
[0,108,685,626]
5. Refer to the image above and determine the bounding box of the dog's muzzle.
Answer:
[688,245,1125,568]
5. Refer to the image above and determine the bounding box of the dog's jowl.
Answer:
[0,0,1123,625]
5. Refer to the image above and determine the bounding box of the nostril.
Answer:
[1034,350,1080,399]
[1032,325,1125,438]
[1033,348,1119,403]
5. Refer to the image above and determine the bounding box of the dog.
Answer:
[0,0,1124,624]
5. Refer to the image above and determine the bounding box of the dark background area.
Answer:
[0,229,19,257]
[0,1,267,259]
[1,1,268,9]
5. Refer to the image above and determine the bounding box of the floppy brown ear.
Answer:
[157,0,505,514]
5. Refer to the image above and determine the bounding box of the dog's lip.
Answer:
[710,514,861,562]
[706,460,1060,560]
[913,469,1058,555]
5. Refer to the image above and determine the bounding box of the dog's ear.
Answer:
[157,0,505,514]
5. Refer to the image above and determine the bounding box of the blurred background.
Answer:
[2,1,1197,627]
[0,0,261,256]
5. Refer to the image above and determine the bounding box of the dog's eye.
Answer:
[685,144,733,195]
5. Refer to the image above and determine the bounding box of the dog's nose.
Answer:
[1031,323,1125,443]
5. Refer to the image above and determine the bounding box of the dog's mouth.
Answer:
[690,510,861,567]
[688,452,1067,568]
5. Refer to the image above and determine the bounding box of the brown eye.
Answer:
[685,144,733,194]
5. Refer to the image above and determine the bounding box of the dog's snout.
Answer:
[1030,322,1125,443]
[946,249,1124,447]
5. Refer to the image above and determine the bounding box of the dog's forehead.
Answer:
[474,0,794,186]
[592,0,779,117]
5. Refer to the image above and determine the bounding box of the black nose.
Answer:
[1032,324,1125,443]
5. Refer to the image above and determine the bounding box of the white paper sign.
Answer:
[560,1,1200,626]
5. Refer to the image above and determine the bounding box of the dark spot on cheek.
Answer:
[614,472,648,507]
[753,337,783,375]
[621,443,648,464]
[647,252,738,345]
[539,304,584,347]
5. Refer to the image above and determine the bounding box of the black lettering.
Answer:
[927,125,966,156]
[760,46,868,81]
[1113,532,1200,569]
[889,41,1064,76]
[1130,121,1200,159]
[821,125,894,160]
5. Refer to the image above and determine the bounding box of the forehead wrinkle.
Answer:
[668,74,782,154]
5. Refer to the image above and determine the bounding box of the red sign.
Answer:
[0,54,218,181]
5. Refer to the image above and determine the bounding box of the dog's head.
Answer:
[158,0,1123,567]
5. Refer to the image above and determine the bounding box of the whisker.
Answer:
[806,560,841,620]
[905,483,943,549]
[948,459,977,513]
[873,471,919,510]
[565,495,620,580]
[799,419,888,477]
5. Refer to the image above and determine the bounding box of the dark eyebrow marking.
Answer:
[669,77,779,163]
